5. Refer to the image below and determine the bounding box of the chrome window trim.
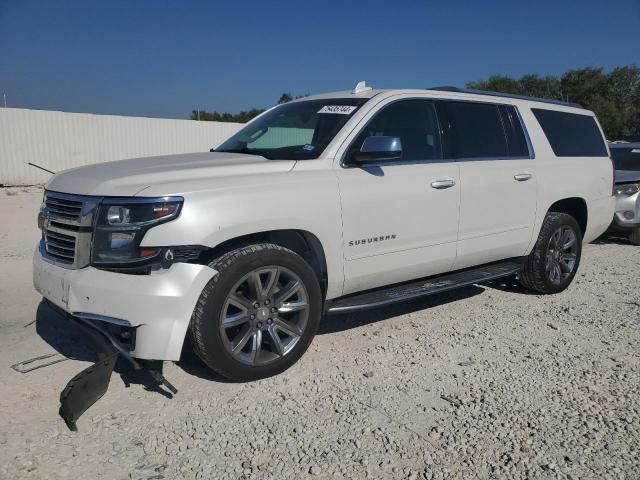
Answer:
[456,155,533,162]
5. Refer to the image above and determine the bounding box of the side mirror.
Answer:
[352,136,402,163]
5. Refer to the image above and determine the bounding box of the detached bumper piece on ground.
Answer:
[59,351,118,431]
[56,309,177,431]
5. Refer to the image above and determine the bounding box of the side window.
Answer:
[440,101,509,159]
[350,100,443,161]
[531,108,608,157]
[500,105,530,157]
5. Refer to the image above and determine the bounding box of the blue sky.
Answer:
[1,0,638,119]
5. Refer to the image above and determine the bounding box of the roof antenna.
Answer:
[353,81,372,94]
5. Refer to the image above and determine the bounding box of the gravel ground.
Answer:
[1,187,639,480]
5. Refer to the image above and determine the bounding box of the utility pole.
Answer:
[3,93,6,108]
[197,109,200,121]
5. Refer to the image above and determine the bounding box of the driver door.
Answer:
[336,99,460,295]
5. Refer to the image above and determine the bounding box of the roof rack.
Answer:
[428,86,582,109]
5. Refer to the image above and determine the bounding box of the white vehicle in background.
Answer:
[33,82,614,428]
[608,142,640,245]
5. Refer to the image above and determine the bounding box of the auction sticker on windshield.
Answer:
[318,105,358,114]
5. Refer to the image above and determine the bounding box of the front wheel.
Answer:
[189,244,322,381]
[629,227,640,246]
[519,212,582,294]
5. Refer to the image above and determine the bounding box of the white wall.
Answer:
[0,108,243,185]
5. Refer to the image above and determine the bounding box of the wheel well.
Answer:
[548,198,587,236]
[197,230,328,298]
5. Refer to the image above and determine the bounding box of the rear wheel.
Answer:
[189,243,322,381]
[519,212,582,294]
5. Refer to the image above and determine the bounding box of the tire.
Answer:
[519,212,582,294]
[629,228,640,246]
[188,243,322,381]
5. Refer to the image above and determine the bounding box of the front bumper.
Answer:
[612,190,640,231]
[33,247,217,361]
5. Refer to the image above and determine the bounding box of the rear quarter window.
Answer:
[532,108,608,157]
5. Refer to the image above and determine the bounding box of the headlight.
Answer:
[91,197,183,265]
[614,183,640,196]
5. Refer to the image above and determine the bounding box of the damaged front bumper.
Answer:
[51,304,177,431]
[32,247,217,361]
[32,248,217,430]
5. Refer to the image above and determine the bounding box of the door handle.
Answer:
[430,179,456,189]
[514,173,533,182]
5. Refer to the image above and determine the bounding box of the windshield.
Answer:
[216,98,368,160]
[611,146,640,171]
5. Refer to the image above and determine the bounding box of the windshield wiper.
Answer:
[214,148,274,160]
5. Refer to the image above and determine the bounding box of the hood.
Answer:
[45,152,296,196]
[615,169,640,184]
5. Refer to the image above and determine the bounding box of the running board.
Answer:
[325,258,524,315]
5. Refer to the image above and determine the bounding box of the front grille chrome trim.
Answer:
[46,238,75,252]
[43,230,76,244]
[40,191,100,269]
[45,194,83,221]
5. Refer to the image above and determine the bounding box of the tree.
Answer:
[467,75,521,95]
[468,74,562,100]
[606,66,640,139]
[190,108,265,123]
[192,92,309,123]
[278,92,310,104]
[519,74,562,99]
[277,93,293,104]
[467,66,640,140]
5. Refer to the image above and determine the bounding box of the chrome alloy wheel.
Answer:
[545,226,578,285]
[219,266,309,366]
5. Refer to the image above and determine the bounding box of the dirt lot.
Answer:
[1,187,639,480]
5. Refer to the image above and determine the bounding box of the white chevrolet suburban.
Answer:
[34,83,614,396]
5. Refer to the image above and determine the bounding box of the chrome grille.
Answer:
[40,191,99,269]
[44,230,77,264]
[44,195,83,220]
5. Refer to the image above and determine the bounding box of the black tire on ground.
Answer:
[629,228,640,246]
[188,243,322,381]
[519,212,583,294]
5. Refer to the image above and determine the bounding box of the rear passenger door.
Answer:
[437,101,537,270]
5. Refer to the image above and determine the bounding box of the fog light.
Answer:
[110,232,135,249]
[623,211,635,220]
